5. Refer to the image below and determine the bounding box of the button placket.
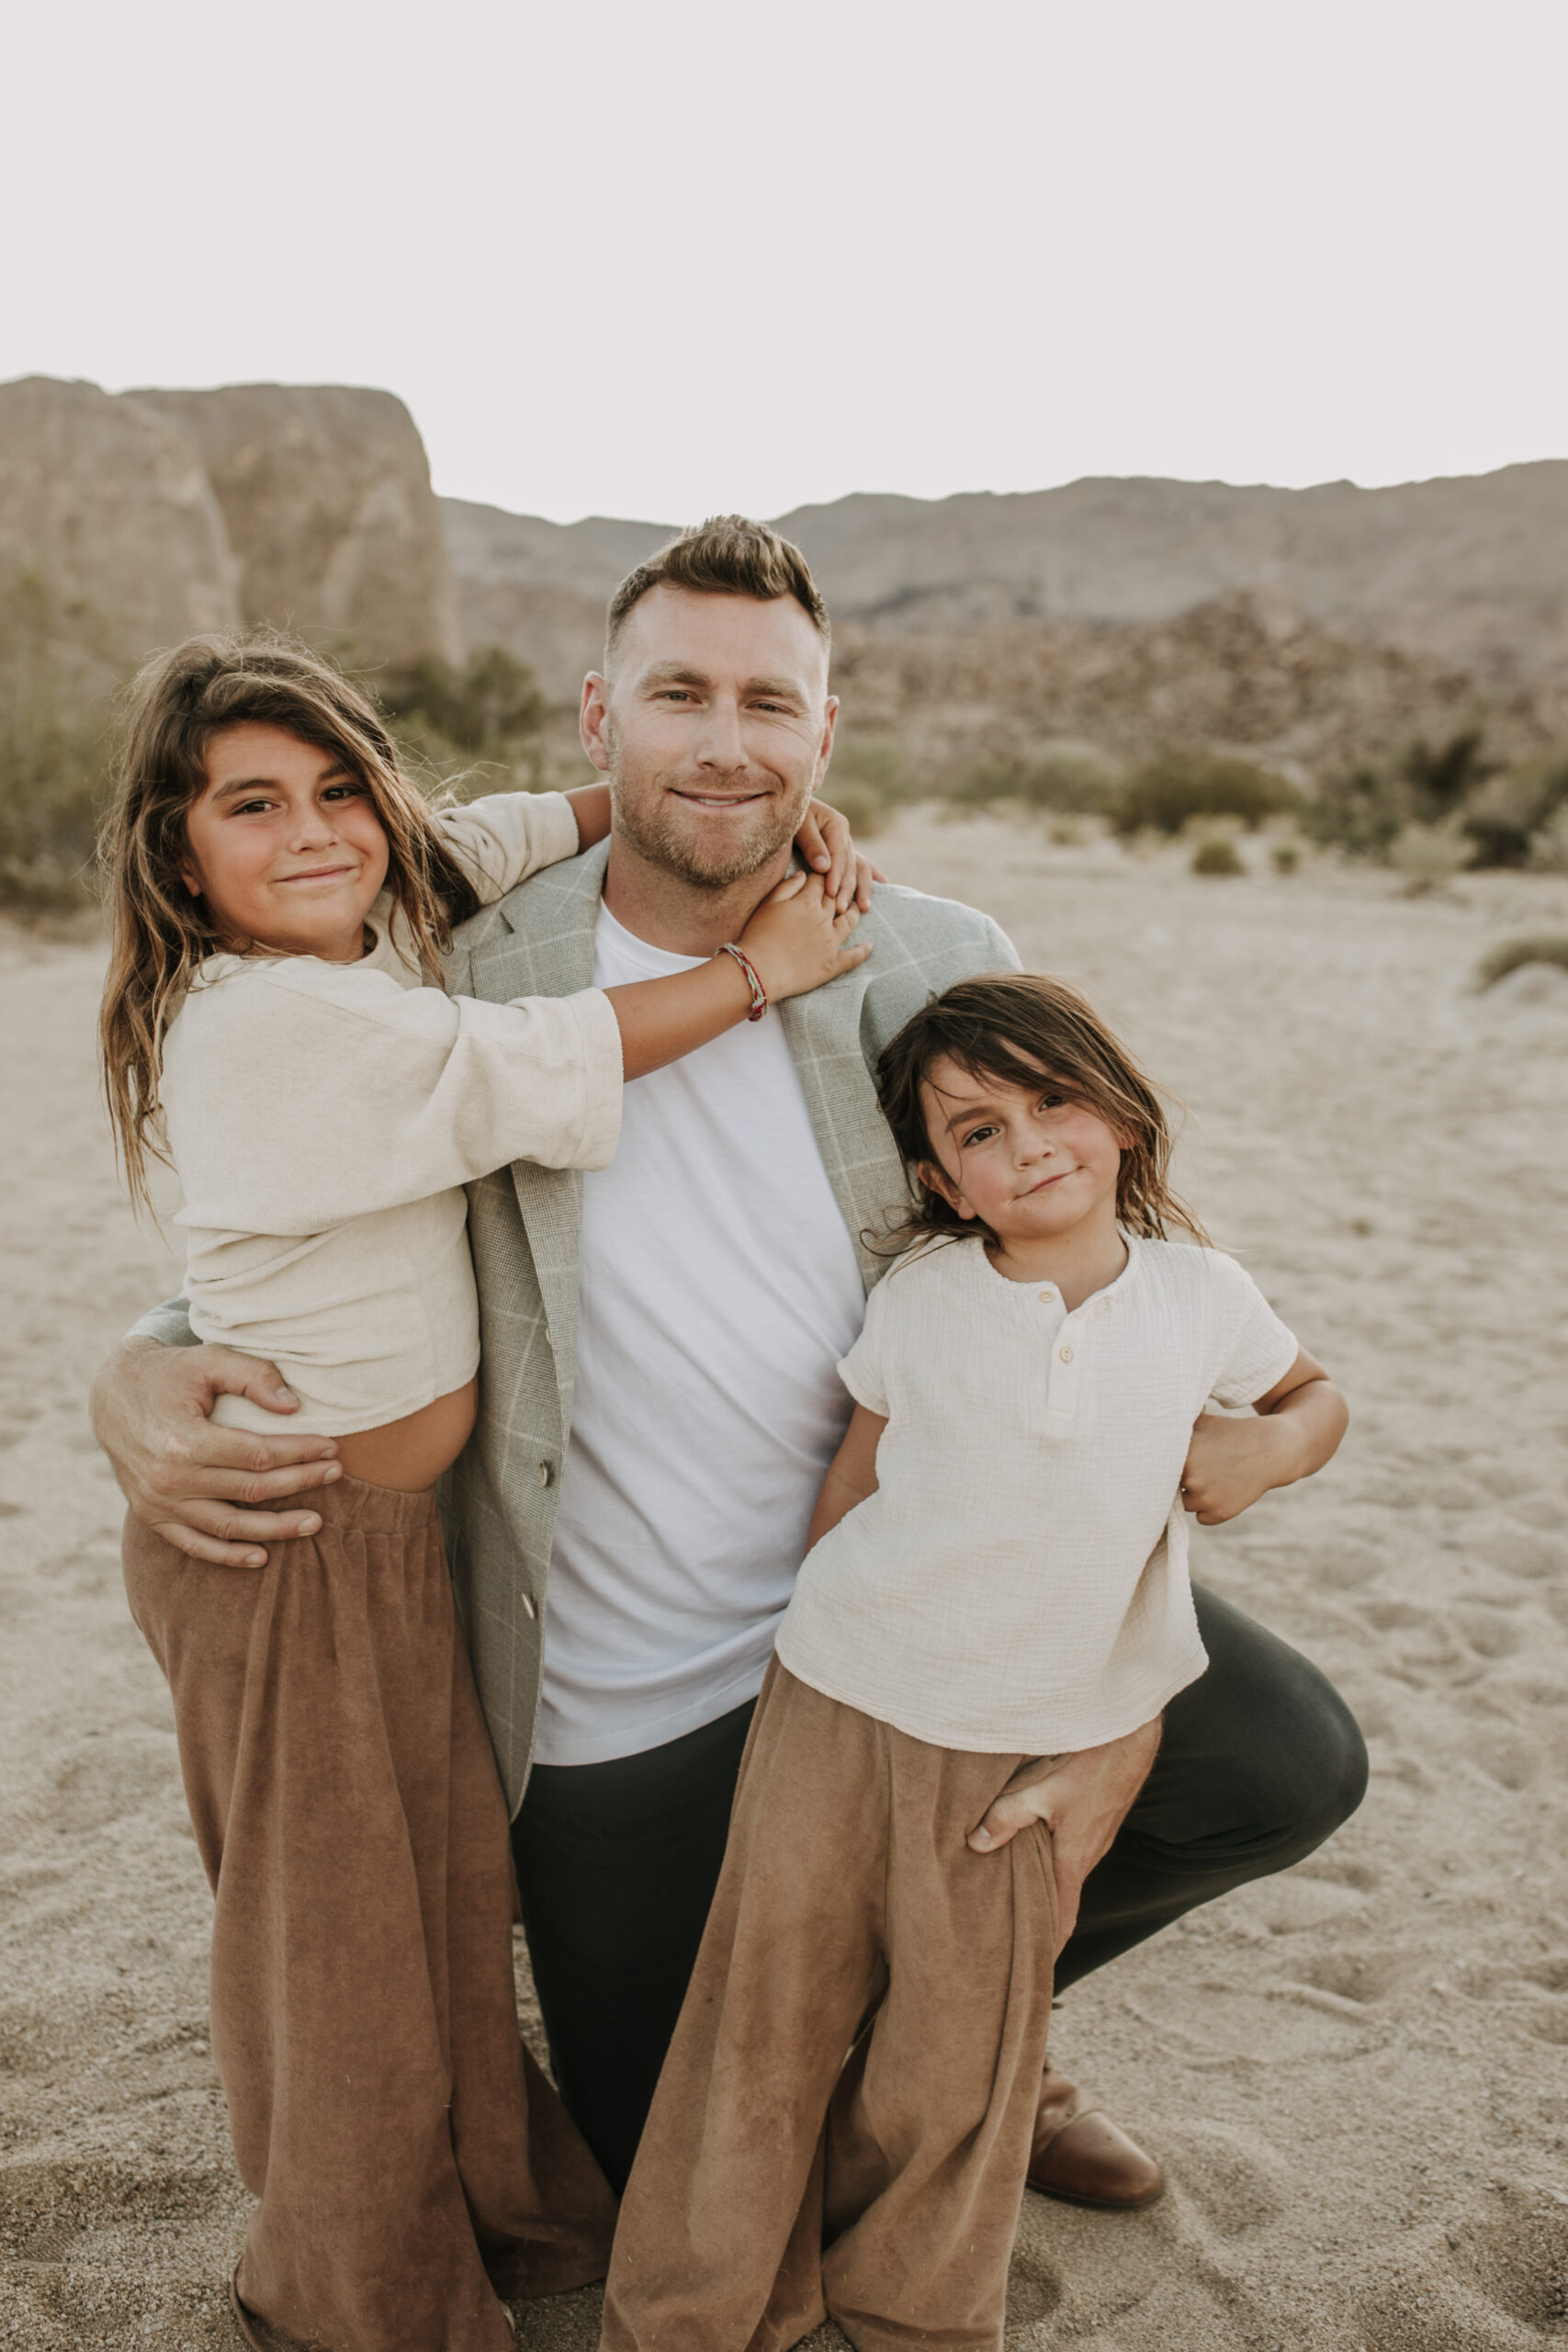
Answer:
[1045,1303,1084,1421]
[1032,1284,1078,1430]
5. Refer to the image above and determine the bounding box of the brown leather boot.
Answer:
[1026,2067,1165,2210]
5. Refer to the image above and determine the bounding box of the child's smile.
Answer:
[916,1052,1128,1300]
[179,721,390,964]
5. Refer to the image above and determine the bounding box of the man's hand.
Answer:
[966,1718,1163,1953]
[90,1339,343,1567]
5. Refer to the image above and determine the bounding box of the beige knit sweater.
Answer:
[160,790,621,1436]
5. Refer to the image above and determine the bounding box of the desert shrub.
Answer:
[1462,755,1568,869]
[1390,816,1471,892]
[1190,834,1245,877]
[381,646,547,786]
[950,743,1115,817]
[1463,815,1534,869]
[1402,728,1498,821]
[815,734,921,835]
[0,573,110,911]
[1529,803,1568,874]
[1109,750,1297,839]
[1271,840,1300,874]
[1475,934,1568,989]
[1303,763,1407,859]
[818,779,889,836]
[1303,731,1553,868]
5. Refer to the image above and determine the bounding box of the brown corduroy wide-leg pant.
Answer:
[123,1476,616,2352]
[600,1663,1059,2352]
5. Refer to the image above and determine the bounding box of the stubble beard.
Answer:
[608,754,810,890]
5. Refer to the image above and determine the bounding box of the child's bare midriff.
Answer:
[333,1378,479,1491]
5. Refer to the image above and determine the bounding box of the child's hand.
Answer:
[737,872,872,1003]
[794,797,886,913]
[1180,1352,1348,1524]
[1179,1411,1305,1524]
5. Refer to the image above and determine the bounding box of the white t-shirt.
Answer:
[774,1234,1301,1755]
[534,901,868,1766]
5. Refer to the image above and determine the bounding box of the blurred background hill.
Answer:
[5,372,1568,905]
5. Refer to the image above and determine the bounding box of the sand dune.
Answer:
[2,815,1566,2349]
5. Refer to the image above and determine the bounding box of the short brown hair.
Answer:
[605,514,829,667]
[873,971,1208,1253]
[98,632,482,1210]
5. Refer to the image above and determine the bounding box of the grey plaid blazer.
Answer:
[442,839,1019,1813]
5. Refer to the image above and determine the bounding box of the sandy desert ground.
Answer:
[2,809,1566,2351]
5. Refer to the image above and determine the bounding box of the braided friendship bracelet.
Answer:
[718,942,769,1022]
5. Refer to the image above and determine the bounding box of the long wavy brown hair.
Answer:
[873,970,1208,1256]
[98,632,481,1211]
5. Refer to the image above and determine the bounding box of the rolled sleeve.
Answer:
[435,790,580,902]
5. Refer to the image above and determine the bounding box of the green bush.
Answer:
[1190,834,1246,877]
[1301,732,1563,869]
[1109,751,1297,839]
[1462,755,1568,869]
[1390,816,1471,892]
[949,744,1115,817]
[381,646,547,785]
[1303,763,1408,860]
[817,779,890,836]
[816,734,921,835]
[0,573,110,911]
[1476,934,1568,989]
[1402,729,1497,821]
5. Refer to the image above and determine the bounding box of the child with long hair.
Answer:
[97,632,872,2352]
[602,971,1348,2352]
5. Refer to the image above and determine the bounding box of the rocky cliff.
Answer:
[0,377,239,694]
[0,378,455,694]
[130,384,457,670]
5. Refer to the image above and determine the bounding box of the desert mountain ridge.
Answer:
[445,457,1568,695]
[4,374,1567,785]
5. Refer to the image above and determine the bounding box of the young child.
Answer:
[96,633,871,2352]
[602,970,1348,2352]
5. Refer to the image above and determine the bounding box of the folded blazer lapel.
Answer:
[779,944,909,1290]
[468,841,610,1423]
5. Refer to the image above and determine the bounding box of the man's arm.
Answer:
[90,1329,343,1569]
[966,1720,1164,1957]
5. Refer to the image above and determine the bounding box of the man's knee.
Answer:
[1273,1675,1369,1858]
[1180,1583,1369,1861]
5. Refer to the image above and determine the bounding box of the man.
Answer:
[94,518,1366,2208]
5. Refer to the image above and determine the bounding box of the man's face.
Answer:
[581,585,837,888]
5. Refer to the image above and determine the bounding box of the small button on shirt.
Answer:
[774,1233,1301,1755]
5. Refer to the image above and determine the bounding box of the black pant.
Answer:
[511,1584,1368,2191]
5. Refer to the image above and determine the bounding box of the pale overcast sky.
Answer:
[6,0,1564,524]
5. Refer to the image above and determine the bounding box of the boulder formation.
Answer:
[131,384,457,671]
[0,377,239,695]
[0,378,456,705]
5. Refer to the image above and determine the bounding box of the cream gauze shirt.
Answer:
[160,791,622,1438]
[774,1233,1301,1755]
